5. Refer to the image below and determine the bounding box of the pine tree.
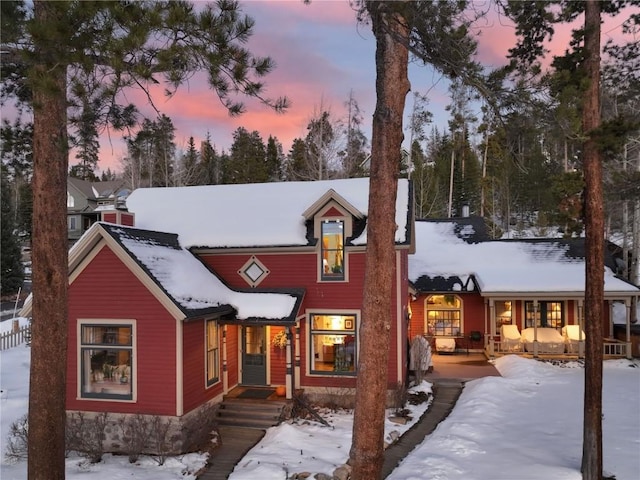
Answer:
[2,2,288,477]
[284,137,310,181]
[225,127,267,184]
[265,135,284,181]
[1,167,25,296]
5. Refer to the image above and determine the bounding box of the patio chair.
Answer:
[562,325,586,354]
[435,337,456,354]
[521,327,565,354]
[499,324,523,352]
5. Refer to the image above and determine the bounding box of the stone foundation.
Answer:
[66,399,221,456]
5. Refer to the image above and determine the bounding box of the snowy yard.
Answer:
[2,317,639,480]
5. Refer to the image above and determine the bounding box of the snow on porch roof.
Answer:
[100,223,301,321]
[125,178,411,249]
[409,220,640,295]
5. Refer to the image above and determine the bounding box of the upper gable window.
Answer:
[321,220,344,281]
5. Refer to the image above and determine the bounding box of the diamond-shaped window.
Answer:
[239,256,270,287]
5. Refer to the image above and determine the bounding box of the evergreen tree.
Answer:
[265,135,284,181]
[198,134,222,185]
[284,137,308,181]
[349,1,484,476]
[178,136,200,186]
[503,2,638,477]
[1,166,25,296]
[306,109,342,179]
[340,90,369,178]
[225,127,267,184]
[69,96,100,181]
[2,2,288,476]
[123,115,176,187]
[0,119,33,239]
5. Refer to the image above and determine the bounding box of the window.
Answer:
[321,220,344,281]
[67,192,75,208]
[68,216,77,231]
[80,323,133,400]
[206,320,220,386]
[495,300,513,331]
[310,314,356,374]
[238,256,270,287]
[426,295,462,336]
[525,301,564,329]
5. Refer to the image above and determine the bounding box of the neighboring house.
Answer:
[23,177,414,454]
[67,177,132,243]
[408,218,640,358]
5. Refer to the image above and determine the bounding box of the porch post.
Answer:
[577,299,585,358]
[533,300,539,357]
[285,326,293,399]
[222,325,228,393]
[625,298,632,360]
[488,299,495,357]
[294,319,301,393]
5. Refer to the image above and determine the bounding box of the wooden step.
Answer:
[216,400,286,429]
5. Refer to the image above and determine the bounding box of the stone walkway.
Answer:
[198,353,498,479]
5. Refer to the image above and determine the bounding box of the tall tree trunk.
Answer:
[581,2,604,479]
[28,3,69,479]
[349,3,409,478]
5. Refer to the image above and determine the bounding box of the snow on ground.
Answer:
[388,356,640,480]
[2,321,639,480]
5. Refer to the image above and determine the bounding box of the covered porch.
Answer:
[484,295,637,359]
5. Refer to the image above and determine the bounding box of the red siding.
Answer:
[269,327,287,385]
[102,212,117,223]
[121,212,135,226]
[201,249,407,388]
[182,320,223,414]
[68,246,177,416]
[225,326,239,387]
[409,291,484,350]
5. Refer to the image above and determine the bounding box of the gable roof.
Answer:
[68,177,129,201]
[125,178,412,249]
[409,219,640,297]
[21,223,303,323]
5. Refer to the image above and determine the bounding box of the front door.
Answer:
[241,326,267,385]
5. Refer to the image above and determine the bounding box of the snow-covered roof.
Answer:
[125,178,411,249]
[409,220,640,296]
[99,223,301,321]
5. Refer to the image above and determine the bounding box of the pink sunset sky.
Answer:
[88,0,634,174]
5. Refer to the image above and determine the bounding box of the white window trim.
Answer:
[77,319,137,403]
[424,294,464,337]
[306,309,360,377]
[205,319,221,388]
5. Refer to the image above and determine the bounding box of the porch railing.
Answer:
[492,339,628,358]
[603,339,627,357]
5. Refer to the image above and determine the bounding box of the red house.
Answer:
[23,177,414,453]
[408,218,640,358]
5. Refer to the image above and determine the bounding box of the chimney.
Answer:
[462,203,470,218]
[101,210,135,227]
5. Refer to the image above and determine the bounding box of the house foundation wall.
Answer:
[66,398,220,456]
